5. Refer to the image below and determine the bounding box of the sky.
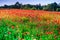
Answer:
[0,0,60,6]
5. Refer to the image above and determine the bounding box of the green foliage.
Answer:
[43,2,58,11]
[56,8,60,11]
[31,7,36,10]
[21,17,29,23]
[0,18,59,40]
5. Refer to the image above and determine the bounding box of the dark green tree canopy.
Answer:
[0,2,60,11]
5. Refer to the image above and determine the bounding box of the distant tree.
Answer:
[4,4,8,8]
[31,6,36,10]
[53,2,58,11]
[43,2,58,11]
[38,4,42,10]
[43,5,48,11]
[0,1,60,11]
[57,3,60,8]
[14,2,22,9]
[56,8,60,11]
[22,4,33,9]
[35,4,42,10]
[47,4,54,11]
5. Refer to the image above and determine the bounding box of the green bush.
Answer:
[56,8,60,11]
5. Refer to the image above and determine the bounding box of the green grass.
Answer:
[0,18,59,40]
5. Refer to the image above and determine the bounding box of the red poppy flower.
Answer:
[11,26,14,29]
[46,32,53,34]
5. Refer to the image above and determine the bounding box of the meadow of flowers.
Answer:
[0,9,60,40]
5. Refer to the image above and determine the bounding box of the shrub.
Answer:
[56,8,60,11]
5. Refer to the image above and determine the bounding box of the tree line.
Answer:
[0,2,60,11]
